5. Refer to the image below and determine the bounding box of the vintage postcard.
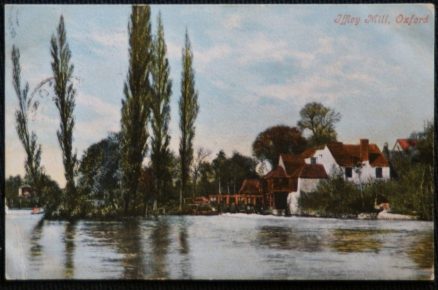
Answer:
[4,4,434,280]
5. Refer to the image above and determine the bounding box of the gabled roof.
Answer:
[279,153,305,176]
[327,141,389,167]
[267,154,329,180]
[238,179,262,194]
[395,139,417,152]
[263,166,287,179]
[299,164,328,179]
[299,148,317,159]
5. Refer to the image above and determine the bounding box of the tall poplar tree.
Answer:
[12,45,43,201]
[150,13,172,211]
[50,15,77,213]
[178,31,199,210]
[120,5,153,215]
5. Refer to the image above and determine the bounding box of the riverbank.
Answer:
[13,208,422,222]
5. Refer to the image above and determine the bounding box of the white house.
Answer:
[281,139,390,214]
[303,139,390,183]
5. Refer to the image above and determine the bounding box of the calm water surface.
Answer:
[6,210,434,280]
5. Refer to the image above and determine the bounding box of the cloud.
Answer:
[235,33,316,68]
[76,93,120,117]
[166,40,181,60]
[195,44,232,71]
[224,14,242,30]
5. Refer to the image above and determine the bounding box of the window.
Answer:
[376,167,383,178]
[345,167,352,178]
[310,157,317,164]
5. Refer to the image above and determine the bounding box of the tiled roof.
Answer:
[238,179,261,194]
[299,148,317,159]
[369,153,389,167]
[327,141,389,167]
[396,139,417,151]
[263,166,287,179]
[270,154,329,179]
[299,164,328,179]
[280,154,305,176]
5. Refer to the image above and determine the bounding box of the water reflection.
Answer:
[256,226,322,252]
[408,232,434,270]
[83,219,146,279]
[150,219,170,279]
[330,229,389,253]
[63,221,77,278]
[30,219,44,259]
[6,212,434,280]
[116,220,145,279]
[178,220,191,278]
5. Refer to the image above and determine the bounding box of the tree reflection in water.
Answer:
[178,219,191,278]
[256,226,322,252]
[82,219,146,279]
[329,229,391,253]
[149,219,170,279]
[407,232,434,279]
[63,221,77,278]
[30,219,44,259]
[117,219,145,279]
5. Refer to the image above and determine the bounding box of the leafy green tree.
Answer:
[297,102,341,146]
[212,150,227,193]
[5,175,24,208]
[197,161,216,196]
[178,31,199,210]
[120,5,153,215]
[252,125,307,167]
[78,133,121,210]
[50,15,78,214]
[210,151,258,194]
[39,174,63,216]
[413,120,433,166]
[138,166,155,215]
[226,152,258,193]
[150,12,172,211]
[387,121,434,220]
[191,147,211,198]
[11,46,43,203]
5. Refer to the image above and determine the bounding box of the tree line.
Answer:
[8,6,200,218]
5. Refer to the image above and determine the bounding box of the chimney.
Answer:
[360,139,369,162]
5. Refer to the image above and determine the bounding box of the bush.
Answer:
[299,162,433,220]
[299,173,375,217]
[386,163,433,220]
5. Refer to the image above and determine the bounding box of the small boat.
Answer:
[31,207,44,215]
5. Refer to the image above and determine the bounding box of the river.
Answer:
[5,210,434,280]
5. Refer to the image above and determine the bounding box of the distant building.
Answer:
[392,139,417,154]
[18,185,33,198]
[238,179,262,195]
[207,178,264,207]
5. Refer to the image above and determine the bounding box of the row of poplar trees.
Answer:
[11,5,199,217]
[121,5,199,215]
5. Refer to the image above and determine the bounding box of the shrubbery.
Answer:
[299,172,377,217]
[299,161,433,221]
[299,121,433,221]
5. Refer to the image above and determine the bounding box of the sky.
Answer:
[5,4,434,187]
